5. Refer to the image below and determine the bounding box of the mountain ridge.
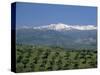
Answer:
[17,23,97,31]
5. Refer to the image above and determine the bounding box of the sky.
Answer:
[15,2,97,27]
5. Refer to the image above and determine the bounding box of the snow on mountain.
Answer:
[20,23,97,31]
[33,23,71,31]
[71,25,97,30]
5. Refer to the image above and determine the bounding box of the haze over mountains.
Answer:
[16,23,97,50]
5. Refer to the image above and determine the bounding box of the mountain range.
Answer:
[19,23,97,31]
[16,23,97,50]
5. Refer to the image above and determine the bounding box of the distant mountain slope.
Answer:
[16,23,97,50]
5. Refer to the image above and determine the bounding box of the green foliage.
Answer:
[16,44,97,72]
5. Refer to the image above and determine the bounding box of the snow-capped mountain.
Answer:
[17,23,97,49]
[20,23,97,31]
[33,23,97,31]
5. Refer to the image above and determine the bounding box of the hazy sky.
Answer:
[16,2,97,27]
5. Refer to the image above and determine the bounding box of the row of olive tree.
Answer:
[16,44,97,73]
